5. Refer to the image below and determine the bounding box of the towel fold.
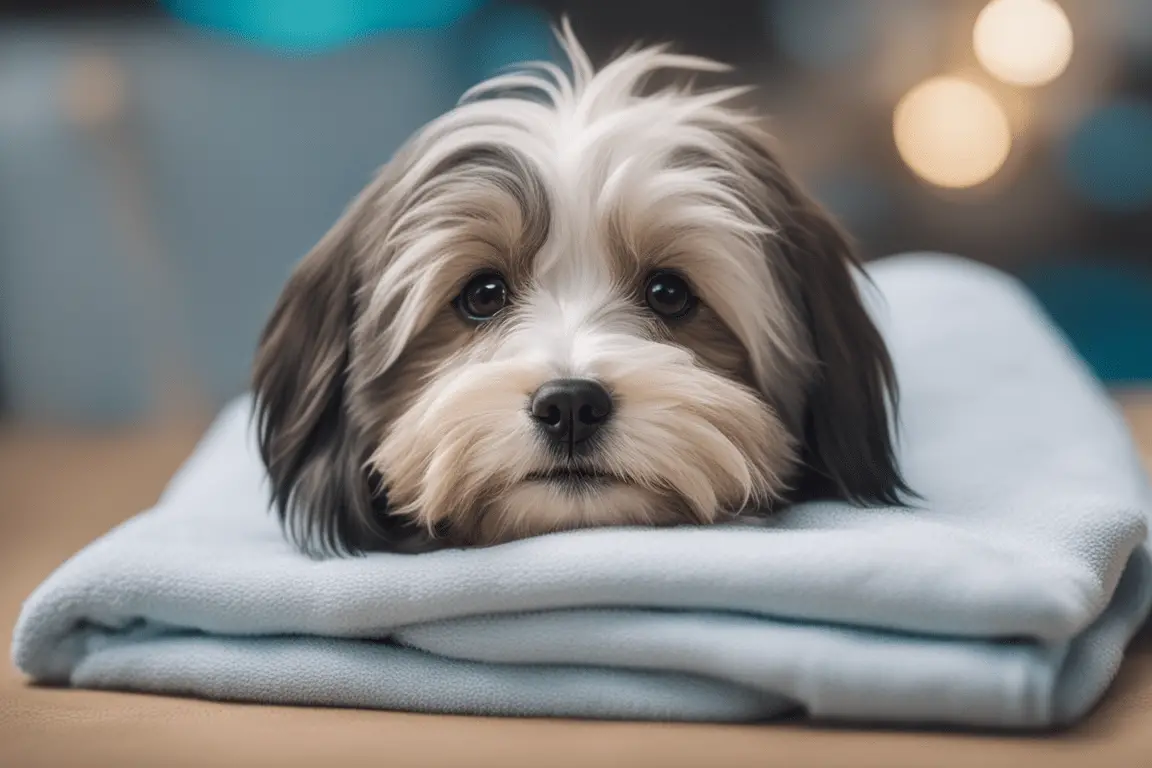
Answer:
[11,253,1152,729]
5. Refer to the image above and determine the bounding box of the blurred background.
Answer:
[0,0,1150,428]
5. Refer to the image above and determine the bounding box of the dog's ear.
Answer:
[776,189,913,506]
[252,201,436,556]
[251,205,373,556]
[724,128,913,506]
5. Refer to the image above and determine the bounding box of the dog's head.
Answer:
[253,25,911,555]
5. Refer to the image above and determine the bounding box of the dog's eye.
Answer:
[457,272,509,321]
[644,271,695,319]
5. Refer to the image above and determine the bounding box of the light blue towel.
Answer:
[11,254,1152,729]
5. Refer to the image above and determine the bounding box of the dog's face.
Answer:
[254,27,909,556]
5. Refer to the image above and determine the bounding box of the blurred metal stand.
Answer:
[61,49,211,424]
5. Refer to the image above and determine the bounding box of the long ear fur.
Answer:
[726,128,913,506]
[252,202,433,556]
[251,206,371,556]
[779,191,913,506]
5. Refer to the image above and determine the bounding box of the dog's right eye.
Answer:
[644,271,696,320]
[456,272,509,322]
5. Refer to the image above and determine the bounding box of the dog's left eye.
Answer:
[457,272,509,321]
[644,271,696,319]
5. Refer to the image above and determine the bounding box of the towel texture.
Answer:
[11,254,1152,729]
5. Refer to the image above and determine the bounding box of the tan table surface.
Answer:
[2,392,1151,768]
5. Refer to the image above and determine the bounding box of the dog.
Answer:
[252,23,911,556]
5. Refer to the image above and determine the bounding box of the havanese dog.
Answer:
[252,23,911,557]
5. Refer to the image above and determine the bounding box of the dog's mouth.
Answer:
[525,467,621,489]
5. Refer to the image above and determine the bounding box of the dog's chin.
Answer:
[475,478,678,544]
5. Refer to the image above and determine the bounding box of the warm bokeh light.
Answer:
[893,76,1012,189]
[973,0,1073,86]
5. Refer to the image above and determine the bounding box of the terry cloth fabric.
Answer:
[11,253,1152,729]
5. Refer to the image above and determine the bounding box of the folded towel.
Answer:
[11,254,1152,729]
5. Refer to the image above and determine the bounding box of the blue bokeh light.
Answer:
[1063,100,1152,212]
[1023,261,1152,384]
[163,0,488,52]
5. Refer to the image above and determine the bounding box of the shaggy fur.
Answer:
[252,23,912,556]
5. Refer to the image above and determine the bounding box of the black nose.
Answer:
[529,378,613,448]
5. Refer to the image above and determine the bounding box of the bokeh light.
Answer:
[162,0,488,52]
[1024,262,1152,382]
[1064,100,1152,212]
[973,0,1073,86]
[893,76,1012,189]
